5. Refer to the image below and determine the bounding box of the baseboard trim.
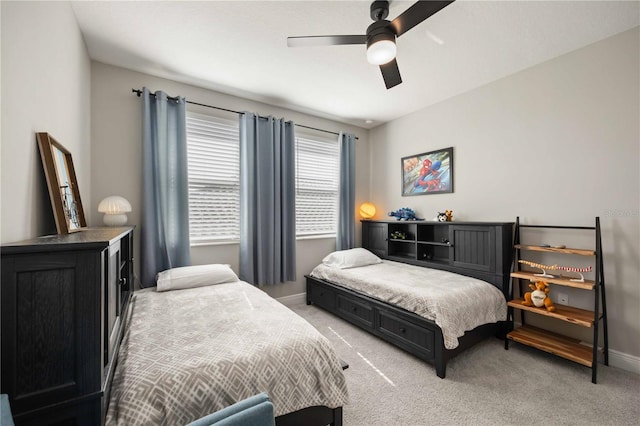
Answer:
[276,292,307,306]
[609,349,640,375]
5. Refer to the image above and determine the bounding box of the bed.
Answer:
[106,265,349,426]
[306,232,512,379]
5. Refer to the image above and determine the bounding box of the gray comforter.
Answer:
[106,281,349,425]
[310,260,507,350]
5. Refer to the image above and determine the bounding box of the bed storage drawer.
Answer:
[377,310,435,359]
[307,278,336,310]
[336,294,374,329]
[305,275,444,373]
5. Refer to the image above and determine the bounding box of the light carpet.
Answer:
[289,302,640,426]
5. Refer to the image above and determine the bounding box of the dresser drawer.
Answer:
[337,294,374,329]
[377,310,434,358]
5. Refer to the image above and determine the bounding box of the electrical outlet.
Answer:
[558,292,569,305]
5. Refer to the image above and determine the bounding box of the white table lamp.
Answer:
[98,196,132,226]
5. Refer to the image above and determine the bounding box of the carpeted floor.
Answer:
[289,302,640,426]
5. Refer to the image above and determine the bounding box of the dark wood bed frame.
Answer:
[276,406,342,426]
[305,220,514,379]
[274,361,348,425]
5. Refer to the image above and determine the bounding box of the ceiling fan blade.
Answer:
[287,35,366,47]
[390,1,455,37]
[380,58,402,89]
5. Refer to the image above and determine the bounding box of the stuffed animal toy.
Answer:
[388,207,423,221]
[522,281,556,312]
[436,212,447,222]
[445,210,453,221]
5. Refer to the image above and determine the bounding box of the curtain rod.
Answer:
[131,88,358,140]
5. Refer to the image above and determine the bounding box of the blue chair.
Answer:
[186,393,275,426]
[1,394,15,426]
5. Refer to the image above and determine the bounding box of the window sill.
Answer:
[190,240,240,247]
[297,234,336,241]
[190,234,336,247]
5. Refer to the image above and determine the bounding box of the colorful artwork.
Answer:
[401,147,453,196]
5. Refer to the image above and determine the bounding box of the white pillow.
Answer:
[156,264,239,292]
[322,248,382,269]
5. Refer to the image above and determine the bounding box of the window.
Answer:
[295,133,340,237]
[185,112,340,244]
[186,112,240,244]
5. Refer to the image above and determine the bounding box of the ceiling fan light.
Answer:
[367,39,396,65]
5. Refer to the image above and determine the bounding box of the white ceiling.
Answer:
[71,1,639,129]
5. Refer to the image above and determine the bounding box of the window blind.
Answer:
[186,112,240,243]
[296,134,339,236]
[186,112,340,244]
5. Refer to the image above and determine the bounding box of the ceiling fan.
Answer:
[287,0,455,90]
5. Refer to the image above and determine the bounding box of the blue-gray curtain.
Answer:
[239,113,296,286]
[141,87,191,287]
[337,132,356,250]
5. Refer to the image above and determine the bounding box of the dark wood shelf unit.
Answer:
[505,217,608,383]
[361,220,514,290]
[1,227,134,425]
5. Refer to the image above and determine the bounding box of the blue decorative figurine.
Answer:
[387,207,423,221]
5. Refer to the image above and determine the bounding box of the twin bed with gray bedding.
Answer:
[106,278,348,425]
[310,260,507,350]
[306,247,510,378]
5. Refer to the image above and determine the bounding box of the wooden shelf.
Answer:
[389,239,415,243]
[510,271,595,290]
[507,325,593,367]
[421,258,449,265]
[508,298,595,327]
[388,253,415,261]
[417,241,452,247]
[515,244,595,256]
[509,218,607,383]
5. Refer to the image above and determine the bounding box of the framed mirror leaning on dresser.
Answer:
[36,132,87,234]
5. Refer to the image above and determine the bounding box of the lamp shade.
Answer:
[359,202,376,219]
[98,196,132,226]
[366,22,396,65]
[366,39,396,65]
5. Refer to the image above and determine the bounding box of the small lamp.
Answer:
[98,196,132,226]
[359,202,376,220]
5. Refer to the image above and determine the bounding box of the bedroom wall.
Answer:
[0,1,91,243]
[368,27,640,369]
[90,62,370,299]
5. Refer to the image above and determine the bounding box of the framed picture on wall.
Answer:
[401,147,453,196]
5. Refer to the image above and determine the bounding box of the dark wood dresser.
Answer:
[1,227,133,425]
